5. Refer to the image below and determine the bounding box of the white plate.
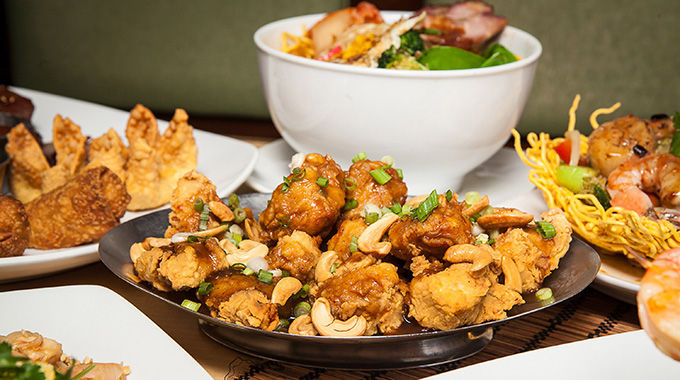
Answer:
[0,285,213,379]
[247,139,535,204]
[502,188,642,305]
[422,330,679,379]
[0,87,259,283]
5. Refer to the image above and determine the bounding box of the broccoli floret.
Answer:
[399,30,424,55]
[378,46,397,68]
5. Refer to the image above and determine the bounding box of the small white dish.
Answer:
[0,87,259,283]
[0,285,213,379]
[422,330,679,379]
[247,138,534,204]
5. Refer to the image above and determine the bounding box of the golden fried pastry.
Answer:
[125,137,163,210]
[158,108,198,202]
[52,114,86,176]
[85,127,128,181]
[26,166,131,249]
[0,194,30,257]
[126,104,160,147]
[5,123,50,203]
[165,170,224,237]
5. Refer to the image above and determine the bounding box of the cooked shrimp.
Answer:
[587,115,657,177]
[637,246,680,361]
[606,152,680,215]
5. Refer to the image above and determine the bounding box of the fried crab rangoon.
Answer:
[130,152,573,337]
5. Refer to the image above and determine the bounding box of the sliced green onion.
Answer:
[258,269,273,284]
[413,190,438,222]
[233,207,247,224]
[352,152,368,163]
[281,269,290,277]
[331,262,340,273]
[445,190,453,202]
[389,202,402,215]
[365,212,380,224]
[281,176,291,193]
[381,155,395,167]
[193,198,204,212]
[401,204,413,216]
[242,268,255,276]
[475,233,490,245]
[228,193,240,208]
[480,205,495,216]
[275,319,290,332]
[230,263,247,272]
[278,216,290,228]
[198,281,213,296]
[199,202,211,231]
[349,236,359,253]
[317,177,329,188]
[293,301,312,317]
[536,221,557,239]
[70,363,96,380]
[396,168,403,180]
[465,191,480,207]
[291,167,306,181]
[536,287,553,300]
[295,284,310,299]
[181,299,201,312]
[343,198,358,210]
[187,235,200,243]
[344,177,357,190]
[370,167,392,185]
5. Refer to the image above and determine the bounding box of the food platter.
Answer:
[99,192,600,370]
[0,285,213,379]
[0,87,259,283]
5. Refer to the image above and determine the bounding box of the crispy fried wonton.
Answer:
[124,105,163,210]
[158,108,198,202]
[85,127,129,181]
[5,123,50,203]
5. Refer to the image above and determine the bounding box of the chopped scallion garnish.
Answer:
[293,301,312,317]
[242,268,255,276]
[344,177,357,190]
[381,155,395,167]
[370,167,392,185]
[187,235,200,243]
[465,191,480,207]
[230,263,247,272]
[295,284,310,298]
[343,198,358,210]
[445,190,453,202]
[536,221,557,239]
[317,177,329,188]
[365,212,380,224]
[413,190,438,222]
[349,236,359,253]
[193,198,204,212]
[396,168,403,180]
[536,287,553,300]
[199,202,211,231]
[278,216,290,228]
[233,208,247,224]
[352,152,368,163]
[181,299,201,312]
[198,281,213,295]
[275,319,290,332]
[258,269,274,284]
[228,193,240,208]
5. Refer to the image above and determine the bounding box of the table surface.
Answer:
[0,118,643,379]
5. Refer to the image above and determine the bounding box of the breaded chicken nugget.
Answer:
[26,166,131,249]
[5,123,50,203]
[0,194,30,257]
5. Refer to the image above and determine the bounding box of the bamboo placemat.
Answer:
[225,287,640,379]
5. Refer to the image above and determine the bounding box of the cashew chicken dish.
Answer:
[129,152,573,337]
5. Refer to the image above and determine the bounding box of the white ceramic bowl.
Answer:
[254,11,542,195]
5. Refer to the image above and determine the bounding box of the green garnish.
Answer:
[181,299,201,312]
[258,269,273,284]
[233,208,247,224]
[187,235,200,243]
[230,263,247,272]
[536,287,553,301]
[445,190,453,202]
[413,190,438,222]
[365,212,380,224]
[670,111,680,157]
[227,193,240,208]
[349,235,359,253]
[275,319,290,332]
[536,221,557,239]
[317,177,329,188]
[343,198,358,210]
[465,191,480,207]
[198,202,210,231]
[294,284,310,299]
[352,152,368,163]
[370,167,392,185]
[242,268,255,276]
[198,281,213,296]
[193,197,204,211]
[344,177,357,190]
[293,301,312,317]
[278,216,290,228]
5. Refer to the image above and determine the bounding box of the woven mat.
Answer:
[227,287,640,379]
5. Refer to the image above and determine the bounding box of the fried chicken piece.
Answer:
[408,261,523,331]
[492,207,572,292]
[26,166,131,249]
[342,158,408,221]
[5,123,50,203]
[85,127,128,181]
[266,230,323,282]
[164,170,225,237]
[124,105,163,210]
[0,194,30,257]
[326,217,368,261]
[312,253,406,335]
[259,153,346,243]
[200,272,278,330]
[158,109,198,202]
[389,194,475,261]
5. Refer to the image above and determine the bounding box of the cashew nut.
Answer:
[244,218,261,243]
[311,297,367,337]
[443,244,493,274]
[270,277,303,306]
[129,242,147,264]
[501,255,523,293]
[221,239,269,266]
[209,201,235,222]
[288,314,318,336]
[315,251,339,283]
[477,208,534,230]
[463,195,490,217]
[193,224,228,237]
[357,213,399,256]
